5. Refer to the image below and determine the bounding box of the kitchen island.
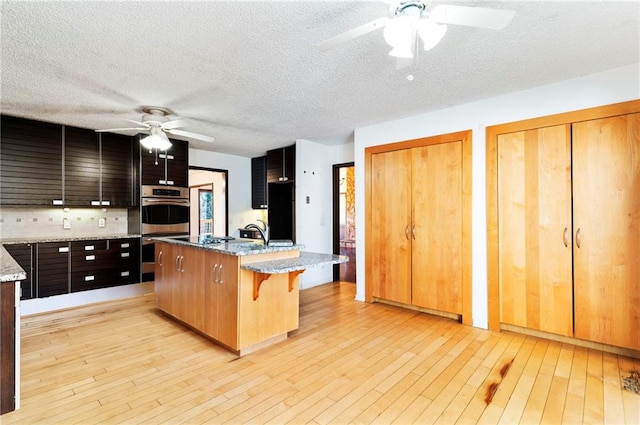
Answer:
[153,236,346,356]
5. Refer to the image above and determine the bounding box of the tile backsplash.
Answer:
[0,207,129,239]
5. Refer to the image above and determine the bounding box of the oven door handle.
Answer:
[142,198,190,206]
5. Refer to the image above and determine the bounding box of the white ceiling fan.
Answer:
[96,106,215,150]
[318,1,515,68]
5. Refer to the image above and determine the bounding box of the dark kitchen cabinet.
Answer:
[251,156,268,209]
[65,127,136,207]
[71,238,140,292]
[141,138,189,187]
[2,244,34,300]
[64,126,101,206]
[0,115,137,207]
[267,145,295,183]
[37,242,70,298]
[0,115,63,206]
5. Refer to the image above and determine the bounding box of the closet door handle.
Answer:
[575,228,581,249]
[563,227,569,248]
[179,256,185,273]
[175,255,181,272]
[157,251,163,267]
[405,225,410,240]
[213,264,219,283]
[411,225,416,240]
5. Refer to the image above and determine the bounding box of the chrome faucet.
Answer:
[245,220,269,245]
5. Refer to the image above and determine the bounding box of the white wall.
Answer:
[353,63,640,328]
[295,139,334,288]
[189,148,258,236]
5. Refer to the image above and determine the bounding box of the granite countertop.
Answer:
[1,245,26,283]
[241,251,348,274]
[153,236,304,256]
[0,234,142,245]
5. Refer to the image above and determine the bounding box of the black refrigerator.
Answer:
[267,182,295,242]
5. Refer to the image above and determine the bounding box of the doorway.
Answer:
[333,162,356,282]
[188,167,228,237]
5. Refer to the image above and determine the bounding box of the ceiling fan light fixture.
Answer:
[140,128,172,151]
[417,19,447,51]
[389,45,414,59]
[383,15,413,49]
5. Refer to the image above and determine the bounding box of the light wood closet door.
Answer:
[497,125,573,336]
[572,113,640,350]
[370,149,412,304]
[411,142,463,314]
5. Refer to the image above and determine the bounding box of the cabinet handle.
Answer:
[91,200,101,206]
[120,271,130,277]
[166,180,174,186]
[575,228,581,249]
[121,252,130,258]
[53,199,63,205]
[175,255,181,271]
[213,264,218,283]
[84,275,95,282]
[218,264,223,284]
[563,227,569,247]
[405,225,410,240]
[179,256,185,273]
[58,246,69,253]
[158,251,163,266]
[412,225,416,240]
[85,255,95,261]
[121,243,130,249]
[85,245,95,251]
[101,201,110,206]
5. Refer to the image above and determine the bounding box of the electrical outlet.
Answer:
[98,218,106,228]
[63,218,71,229]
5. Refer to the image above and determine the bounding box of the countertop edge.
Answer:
[240,251,348,274]
[1,245,27,283]
[153,237,304,256]
[1,234,142,245]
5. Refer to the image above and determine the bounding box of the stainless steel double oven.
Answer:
[141,185,190,280]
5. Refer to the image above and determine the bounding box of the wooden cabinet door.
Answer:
[411,141,464,314]
[370,149,412,304]
[216,253,238,349]
[155,243,170,311]
[203,251,220,339]
[497,126,573,336]
[572,113,640,350]
[178,246,205,329]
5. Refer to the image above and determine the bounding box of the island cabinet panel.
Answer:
[3,244,34,300]
[203,251,239,349]
[237,250,300,350]
[141,139,188,187]
[37,242,70,298]
[0,115,63,206]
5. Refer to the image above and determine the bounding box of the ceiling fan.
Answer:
[318,1,515,67]
[96,106,215,151]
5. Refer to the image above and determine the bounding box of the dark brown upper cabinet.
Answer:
[266,145,295,183]
[0,116,63,206]
[251,156,268,209]
[141,138,189,187]
[0,115,137,207]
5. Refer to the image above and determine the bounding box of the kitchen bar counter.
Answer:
[241,251,347,274]
[152,235,304,256]
[0,245,26,282]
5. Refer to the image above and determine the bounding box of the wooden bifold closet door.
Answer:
[497,112,640,350]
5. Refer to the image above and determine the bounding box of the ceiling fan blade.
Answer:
[95,127,148,133]
[317,17,389,51]
[166,128,215,143]
[161,118,188,130]
[429,5,515,30]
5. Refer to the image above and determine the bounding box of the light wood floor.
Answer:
[3,282,639,424]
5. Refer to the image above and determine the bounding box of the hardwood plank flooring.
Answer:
[2,282,639,424]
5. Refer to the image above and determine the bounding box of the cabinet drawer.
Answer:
[71,270,112,292]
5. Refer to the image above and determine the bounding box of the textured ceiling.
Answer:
[1,1,639,158]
